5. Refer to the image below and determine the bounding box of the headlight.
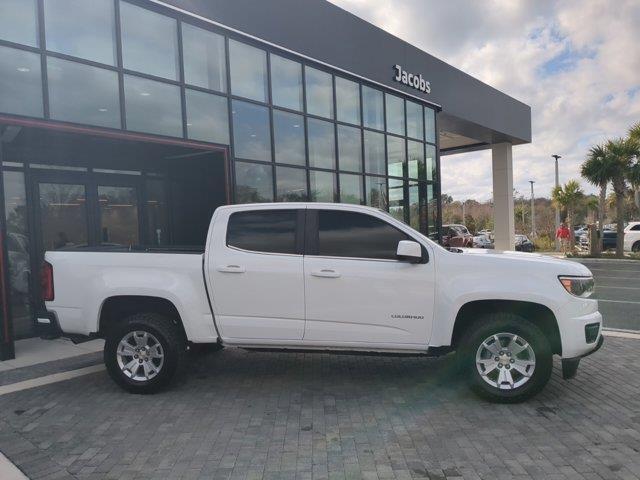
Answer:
[558,276,594,298]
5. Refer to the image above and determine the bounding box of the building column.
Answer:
[0,135,16,360]
[492,143,515,251]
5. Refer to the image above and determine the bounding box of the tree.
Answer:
[605,137,640,257]
[580,144,616,255]
[628,123,640,209]
[552,180,584,250]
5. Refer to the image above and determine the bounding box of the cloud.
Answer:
[329,0,640,201]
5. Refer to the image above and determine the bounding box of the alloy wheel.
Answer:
[116,330,165,382]
[475,332,536,390]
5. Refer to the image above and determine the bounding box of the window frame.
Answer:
[225,208,305,255]
[304,208,427,263]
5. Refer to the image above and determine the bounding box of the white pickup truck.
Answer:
[39,203,603,403]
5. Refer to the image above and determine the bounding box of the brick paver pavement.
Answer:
[0,336,638,480]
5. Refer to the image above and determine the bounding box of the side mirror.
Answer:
[396,240,423,263]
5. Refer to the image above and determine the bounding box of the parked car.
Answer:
[515,235,534,252]
[580,230,617,251]
[574,227,588,243]
[40,203,603,403]
[442,224,474,248]
[6,233,30,295]
[477,229,494,240]
[473,235,494,249]
[623,221,640,252]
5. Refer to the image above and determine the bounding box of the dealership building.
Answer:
[0,0,531,358]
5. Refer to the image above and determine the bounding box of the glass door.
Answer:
[97,184,140,247]
[37,182,90,253]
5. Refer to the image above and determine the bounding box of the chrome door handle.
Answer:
[311,269,341,278]
[217,264,246,273]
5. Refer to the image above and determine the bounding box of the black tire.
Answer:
[458,312,552,403]
[633,241,640,253]
[104,313,187,394]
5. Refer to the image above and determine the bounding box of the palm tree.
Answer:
[552,180,584,250]
[628,123,640,209]
[581,144,616,255]
[605,137,640,257]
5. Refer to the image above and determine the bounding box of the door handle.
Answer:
[217,264,246,273]
[311,269,341,278]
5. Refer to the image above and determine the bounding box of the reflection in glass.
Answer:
[406,100,424,140]
[385,94,405,136]
[363,130,385,175]
[409,182,427,233]
[229,40,268,102]
[273,110,305,166]
[48,57,120,128]
[39,183,88,252]
[232,100,271,161]
[340,173,363,205]
[310,170,336,202]
[335,77,360,125]
[308,118,335,169]
[337,125,362,172]
[235,162,273,203]
[305,67,333,119]
[389,178,405,222]
[120,2,179,79]
[276,167,308,202]
[124,75,182,137]
[271,55,303,111]
[98,186,139,246]
[427,183,437,236]
[425,107,436,144]
[0,46,42,117]
[44,0,116,65]
[362,86,384,130]
[145,179,169,246]
[182,24,226,92]
[3,171,32,338]
[366,176,388,210]
[387,136,405,178]
[186,89,229,144]
[407,140,424,180]
[0,0,38,47]
[426,144,436,181]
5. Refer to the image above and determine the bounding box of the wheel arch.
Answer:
[451,300,562,355]
[98,295,187,340]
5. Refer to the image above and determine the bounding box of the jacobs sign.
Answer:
[393,64,431,94]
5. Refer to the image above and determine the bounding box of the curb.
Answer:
[0,452,28,480]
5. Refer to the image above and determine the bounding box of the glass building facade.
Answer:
[0,0,441,238]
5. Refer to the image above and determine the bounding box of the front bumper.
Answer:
[561,334,604,379]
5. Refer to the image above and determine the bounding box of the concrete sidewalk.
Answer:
[0,337,103,371]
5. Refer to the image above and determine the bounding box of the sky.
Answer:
[328,0,640,202]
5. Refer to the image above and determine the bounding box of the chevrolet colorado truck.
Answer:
[39,203,603,402]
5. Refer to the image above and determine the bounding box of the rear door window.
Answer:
[314,210,410,260]
[227,209,300,254]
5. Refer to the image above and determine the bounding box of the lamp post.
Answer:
[552,154,562,250]
[529,180,536,238]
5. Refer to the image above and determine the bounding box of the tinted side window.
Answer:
[227,210,298,254]
[317,210,409,260]
[632,224,640,231]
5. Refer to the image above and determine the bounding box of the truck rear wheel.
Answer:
[459,313,552,403]
[104,313,187,394]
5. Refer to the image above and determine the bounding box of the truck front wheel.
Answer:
[459,313,553,403]
[104,313,187,394]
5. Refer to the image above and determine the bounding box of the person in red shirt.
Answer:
[556,222,571,253]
